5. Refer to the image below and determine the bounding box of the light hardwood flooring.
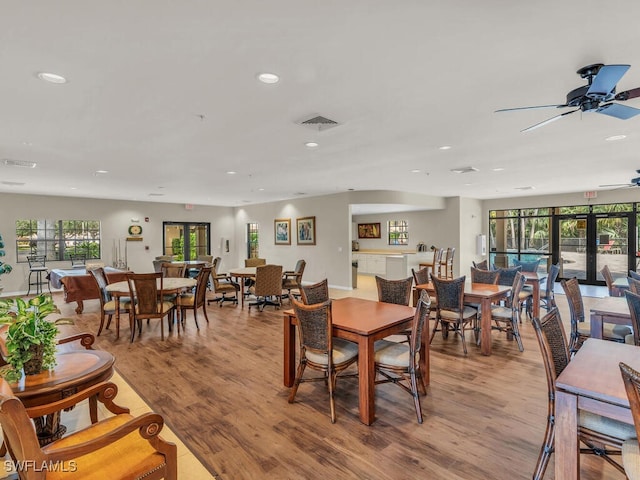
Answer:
[0,275,628,479]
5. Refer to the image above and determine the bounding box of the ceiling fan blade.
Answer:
[520,109,578,133]
[587,64,630,97]
[596,102,640,119]
[495,104,566,113]
[614,87,640,101]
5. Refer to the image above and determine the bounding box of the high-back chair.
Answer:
[628,276,640,295]
[432,248,445,278]
[245,258,266,268]
[540,263,560,312]
[495,265,522,287]
[624,290,640,346]
[430,275,477,355]
[488,271,526,352]
[470,266,499,285]
[411,267,430,286]
[531,309,635,479]
[177,266,212,330]
[161,262,186,278]
[619,362,640,480]
[282,259,306,301]
[288,298,358,423]
[441,247,455,279]
[374,290,431,423]
[89,267,132,337]
[126,272,175,342]
[300,279,329,305]
[248,264,283,311]
[375,275,413,306]
[601,264,623,297]
[561,277,631,354]
[472,259,488,270]
[0,378,178,480]
[513,258,540,272]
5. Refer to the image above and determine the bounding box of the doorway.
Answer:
[163,222,210,261]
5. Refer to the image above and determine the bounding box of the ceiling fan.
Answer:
[496,63,640,132]
[599,170,640,189]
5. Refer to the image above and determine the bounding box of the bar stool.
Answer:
[27,255,50,295]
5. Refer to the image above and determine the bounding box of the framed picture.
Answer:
[274,218,291,245]
[296,216,316,245]
[358,223,381,239]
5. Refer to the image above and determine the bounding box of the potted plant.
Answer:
[0,294,73,382]
[0,234,12,292]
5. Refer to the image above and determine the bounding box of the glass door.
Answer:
[163,222,210,261]
[595,215,629,283]
[557,216,587,281]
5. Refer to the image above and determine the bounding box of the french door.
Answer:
[163,222,210,261]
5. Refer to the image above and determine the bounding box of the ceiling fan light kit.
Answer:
[496,63,640,132]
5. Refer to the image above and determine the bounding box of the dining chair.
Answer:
[540,263,560,312]
[432,248,445,278]
[126,272,176,342]
[624,290,640,346]
[374,289,431,423]
[430,275,477,355]
[441,247,455,279]
[282,259,306,302]
[411,267,430,286]
[288,298,358,423]
[628,276,640,295]
[0,378,178,480]
[619,362,640,480]
[26,255,50,295]
[248,264,283,311]
[207,260,240,307]
[512,258,540,272]
[472,259,488,270]
[630,270,640,281]
[300,278,330,305]
[601,264,623,297]
[69,253,86,268]
[560,277,631,354]
[531,308,635,480]
[161,262,186,278]
[89,267,132,337]
[177,266,211,330]
[469,266,499,285]
[375,275,412,306]
[496,265,530,320]
[487,271,526,352]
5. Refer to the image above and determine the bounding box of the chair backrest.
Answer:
[601,264,616,296]
[630,270,640,281]
[212,256,222,273]
[193,267,212,308]
[629,277,640,295]
[253,264,283,296]
[245,258,266,268]
[619,362,640,440]
[409,290,431,364]
[27,255,46,268]
[89,267,112,304]
[293,259,306,276]
[532,307,571,406]
[509,272,527,309]
[196,254,214,264]
[375,275,413,306]
[624,290,640,346]
[472,259,488,270]
[127,272,164,316]
[545,263,560,296]
[431,274,465,312]
[432,248,445,277]
[412,267,430,286]
[513,258,540,272]
[161,262,186,278]
[70,253,87,267]
[496,265,522,286]
[470,266,500,285]
[560,277,584,353]
[300,279,329,305]
[291,298,333,360]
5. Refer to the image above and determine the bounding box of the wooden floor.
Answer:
[49,276,625,480]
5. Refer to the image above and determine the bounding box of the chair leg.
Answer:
[329,370,337,424]
[410,368,423,424]
[288,361,307,404]
[459,323,468,355]
[533,415,555,480]
[511,318,524,352]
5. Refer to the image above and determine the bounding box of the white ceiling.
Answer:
[3,1,640,209]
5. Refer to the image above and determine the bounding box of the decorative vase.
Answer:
[23,344,44,376]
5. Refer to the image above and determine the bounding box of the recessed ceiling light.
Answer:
[148,193,165,197]
[605,135,627,141]
[3,159,36,168]
[451,167,479,174]
[439,145,452,150]
[94,170,109,175]
[258,188,265,191]
[305,142,319,148]
[70,187,77,190]
[492,167,505,172]
[257,72,279,84]
[226,171,237,175]
[37,72,67,84]
[515,186,535,190]
[410,169,421,173]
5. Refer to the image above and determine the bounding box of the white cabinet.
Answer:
[352,253,388,275]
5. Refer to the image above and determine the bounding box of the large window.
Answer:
[16,219,101,263]
[388,220,408,246]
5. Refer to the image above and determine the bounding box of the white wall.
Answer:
[0,193,235,295]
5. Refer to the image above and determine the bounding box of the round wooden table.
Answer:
[10,349,115,445]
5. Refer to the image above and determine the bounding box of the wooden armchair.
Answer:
[89,267,132,337]
[0,379,177,480]
[126,273,175,342]
[161,262,186,278]
[177,266,211,330]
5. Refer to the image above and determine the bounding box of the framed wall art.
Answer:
[296,216,316,245]
[274,218,291,245]
[358,223,381,239]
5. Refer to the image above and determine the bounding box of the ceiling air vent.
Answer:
[3,159,37,168]
[1,181,25,186]
[297,115,340,131]
[450,167,479,174]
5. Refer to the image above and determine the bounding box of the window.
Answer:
[16,219,101,263]
[388,220,408,245]
[247,223,259,258]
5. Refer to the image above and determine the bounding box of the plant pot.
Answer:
[23,344,44,376]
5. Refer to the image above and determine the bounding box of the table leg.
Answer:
[357,336,376,425]
[114,296,121,340]
[589,312,604,339]
[74,300,84,314]
[480,297,493,356]
[555,390,580,480]
[283,313,296,387]
[33,412,67,446]
[532,280,541,319]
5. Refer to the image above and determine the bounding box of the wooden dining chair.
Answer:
[126,273,176,342]
[624,290,640,346]
[177,266,211,330]
[89,267,132,337]
[411,267,430,286]
[619,362,640,480]
[375,275,412,306]
[469,266,499,285]
[472,259,488,270]
[540,263,560,312]
[430,275,477,355]
[488,271,526,352]
[601,264,623,297]
[300,279,330,305]
[0,378,178,480]
[161,262,186,278]
[531,309,635,479]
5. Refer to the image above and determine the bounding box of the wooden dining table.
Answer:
[589,296,632,339]
[555,338,639,480]
[105,277,197,339]
[283,297,420,425]
[414,282,512,355]
[229,267,257,308]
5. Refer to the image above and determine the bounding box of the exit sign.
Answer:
[584,191,597,199]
